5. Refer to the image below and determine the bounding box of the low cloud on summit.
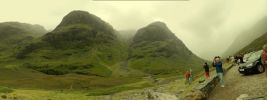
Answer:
[1,0,267,60]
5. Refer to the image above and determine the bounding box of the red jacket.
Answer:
[185,71,191,78]
[262,50,267,64]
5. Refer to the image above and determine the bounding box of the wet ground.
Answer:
[209,66,267,100]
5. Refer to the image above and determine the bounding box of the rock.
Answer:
[192,90,206,100]
[236,94,249,100]
[1,95,7,99]
[184,90,206,100]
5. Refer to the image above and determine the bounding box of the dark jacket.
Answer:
[203,64,209,72]
[213,61,223,73]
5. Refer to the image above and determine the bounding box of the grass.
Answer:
[87,81,154,96]
[0,89,90,100]
[0,86,13,93]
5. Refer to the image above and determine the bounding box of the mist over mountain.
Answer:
[223,17,267,56]
[116,30,136,44]
[0,22,46,39]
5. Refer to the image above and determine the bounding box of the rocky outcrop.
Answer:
[91,89,178,100]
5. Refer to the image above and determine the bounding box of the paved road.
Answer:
[208,66,267,100]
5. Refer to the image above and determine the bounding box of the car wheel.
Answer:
[257,64,265,73]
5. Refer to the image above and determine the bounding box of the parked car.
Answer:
[238,50,265,75]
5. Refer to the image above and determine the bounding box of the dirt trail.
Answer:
[208,66,267,100]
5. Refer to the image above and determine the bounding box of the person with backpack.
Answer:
[261,44,267,77]
[203,62,210,80]
[213,56,224,87]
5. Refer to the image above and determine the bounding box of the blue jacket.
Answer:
[213,62,223,73]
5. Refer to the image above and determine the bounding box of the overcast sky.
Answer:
[1,0,267,60]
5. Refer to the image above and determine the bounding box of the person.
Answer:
[184,70,191,85]
[213,56,224,87]
[261,44,267,77]
[240,54,244,63]
[189,68,193,84]
[203,62,210,80]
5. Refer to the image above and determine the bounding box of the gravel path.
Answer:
[208,66,267,100]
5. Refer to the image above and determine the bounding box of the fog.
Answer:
[1,0,267,60]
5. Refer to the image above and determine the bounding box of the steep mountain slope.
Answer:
[238,32,267,54]
[224,17,267,56]
[0,22,46,59]
[15,10,128,77]
[128,22,204,75]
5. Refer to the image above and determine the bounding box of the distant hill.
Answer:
[128,22,204,75]
[0,22,46,59]
[223,17,267,56]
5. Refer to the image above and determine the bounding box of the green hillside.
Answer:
[0,10,205,95]
[0,22,47,60]
[13,10,128,77]
[128,22,204,75]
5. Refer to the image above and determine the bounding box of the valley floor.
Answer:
[0,64,223,100]
[208,66,267,100]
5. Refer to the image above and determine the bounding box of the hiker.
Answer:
[184,70,191,85]
[240,54,244,63]
[261,44,267,77]
[203,62,209,80]
[213,56,224,87]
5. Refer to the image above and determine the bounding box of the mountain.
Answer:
[223,17,267,56]
[128,22,204,75]
[5,11,204,77]
[0,22,47,59]
[0,11,208,94]
[43,10,116,49]
[15,10,128,77]
[238,32,267,54]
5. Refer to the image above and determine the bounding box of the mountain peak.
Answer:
[133,22,175,43]
[55,10,113,31]
[43,10,116,48]
[148,21,167,28]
